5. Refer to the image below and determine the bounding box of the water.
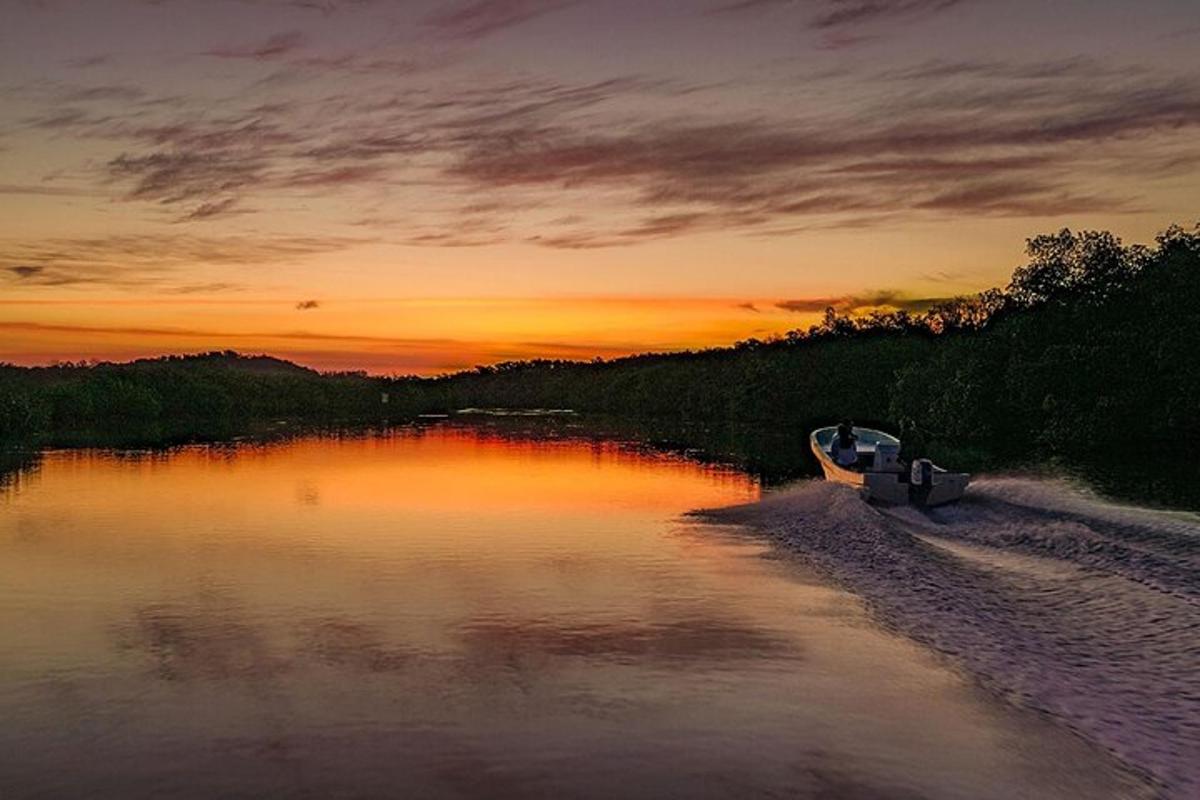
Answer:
[703,477,1200,797]
[0,424,1148,798]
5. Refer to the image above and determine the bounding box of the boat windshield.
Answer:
[813,427,899,451]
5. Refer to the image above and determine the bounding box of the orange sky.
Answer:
[2,1,1197,373]
[0,295,815,372]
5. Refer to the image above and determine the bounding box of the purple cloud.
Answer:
[810,0,965,30]
[204,31,308,60]
[712,0,966,32]
[425,0,575,40]
[0,233,367,289]
[179,197,243,222]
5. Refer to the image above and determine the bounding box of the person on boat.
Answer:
[830,422,859,468]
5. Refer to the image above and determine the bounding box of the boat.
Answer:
[809,426,969,507]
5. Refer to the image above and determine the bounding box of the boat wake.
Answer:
[698,476,1200,798]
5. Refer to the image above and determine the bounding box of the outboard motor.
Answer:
[873,443,902,472]
[909,458,934,507]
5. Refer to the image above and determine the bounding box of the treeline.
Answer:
[417,224,1200,463]
[0,352,430,443]
[2,224,1197,465]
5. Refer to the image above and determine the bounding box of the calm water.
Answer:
[0,424,1143,799]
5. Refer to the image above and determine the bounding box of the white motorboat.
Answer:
[809,426,969,507]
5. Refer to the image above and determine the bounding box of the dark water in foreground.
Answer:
[0,423,1162,798]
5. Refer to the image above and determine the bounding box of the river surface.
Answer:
[0,423,1151,798]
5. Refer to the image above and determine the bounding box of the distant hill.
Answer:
[126,351,320,377]
[0,349,407,440]
[3,351,321,378]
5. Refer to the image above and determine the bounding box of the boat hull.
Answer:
[809,427,969,507]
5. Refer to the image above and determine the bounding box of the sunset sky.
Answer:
[2,0,1197,374]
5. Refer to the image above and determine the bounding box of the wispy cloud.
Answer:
[711,0,966,36]
[61,84,147,102]
[65,74,668,226]
[528,212,716,249]
[283,0,380,14]
[882,55,1134,82]
[810,0,965,30]
[137,0,377,14]
[776,290,951,314]
[710,0,796,14]
[424,0,575,40]
[166,282,242,294]
[203,31,308,60]
[1,234,366,289]
[8,265,47,279]
[402,231,508,247]
[179,197,244,222]
[108,150,267,208]
[920,269,964,284]
[0,182,97,197]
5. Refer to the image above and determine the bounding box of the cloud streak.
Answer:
[425,0,575,40]
[776,290,951,314]
[712,0,967,35]
[203,31,309,60]
[1,234,365,289]
[810,0,965,30]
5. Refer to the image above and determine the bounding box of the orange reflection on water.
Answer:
[1,426,759,683]
[0,427,760,611]
[15,426,757,538]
